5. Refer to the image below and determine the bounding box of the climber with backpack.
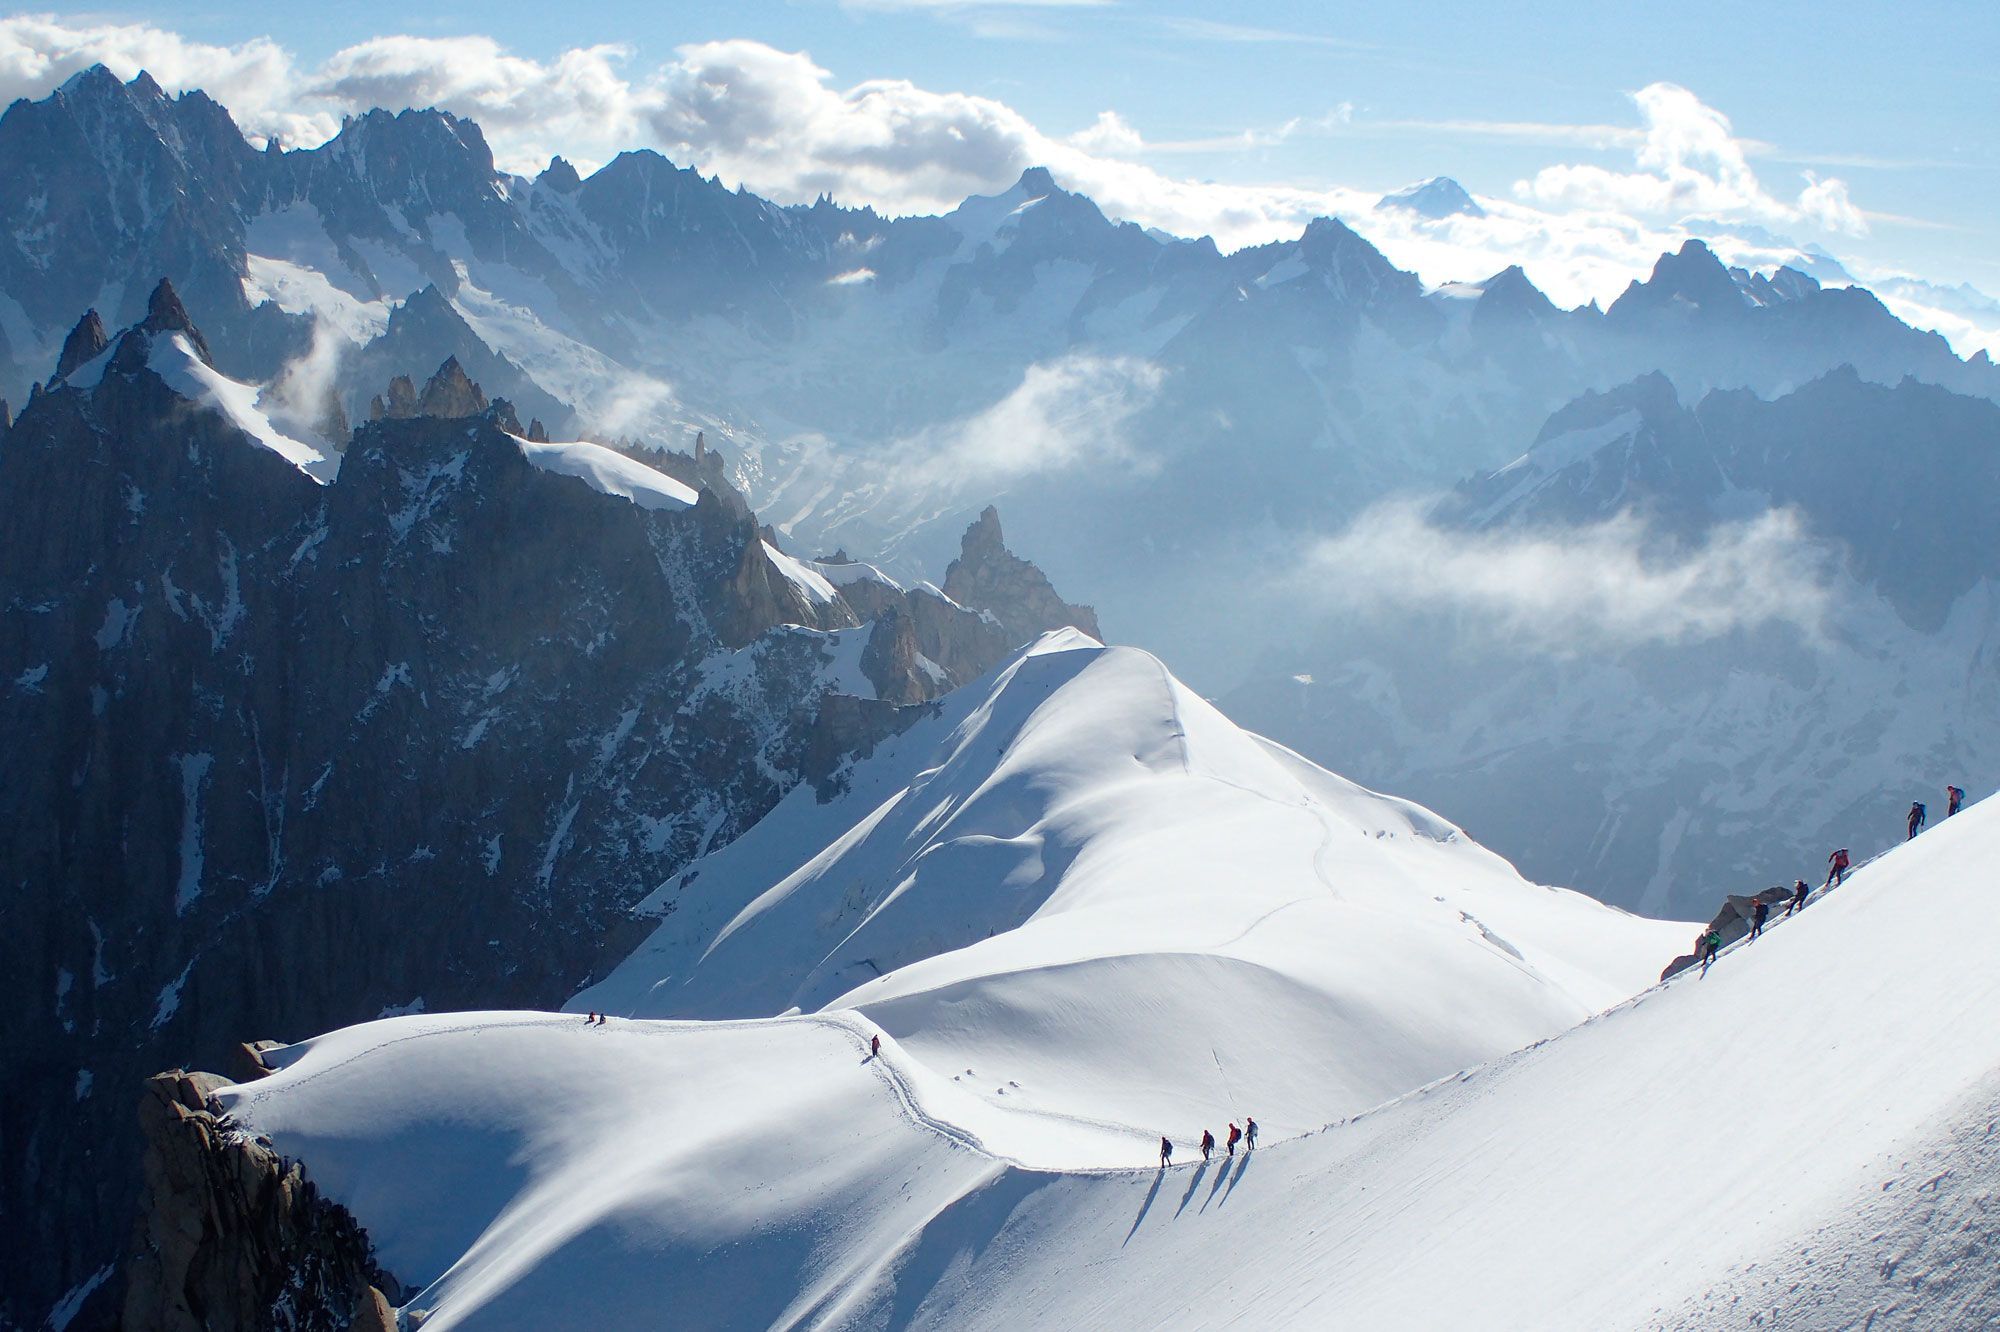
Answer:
[1699,929,1723,975]
[1908,801,1926,840]
[1785,878,1810,916]
[1947,785,1965,817]
[1825,847,1851,888]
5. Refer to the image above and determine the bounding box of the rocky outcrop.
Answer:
[414,356,485,419]
[55,308,108,379]
[1661,885,1797,980]
[124,1071,399,1332]
[941,506,1102,646]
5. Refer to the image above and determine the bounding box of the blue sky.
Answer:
[10,3,1998,336]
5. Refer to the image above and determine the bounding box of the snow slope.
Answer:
[578,630,1682,1149]
[220,792,2000,1331]
[146,332,340,483]
[512,437,697,511]
[216,631,1712,1327]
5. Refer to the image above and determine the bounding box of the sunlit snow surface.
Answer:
[226,791,2000,1329]
[512,436,697,511]
[219,633,1772,1328]
[129,333,340,482]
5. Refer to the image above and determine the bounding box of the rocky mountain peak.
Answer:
[942,505,1101,645]
[540,155,583,193]
[416,356,488,419]
[1608,238,1745,322]
[1015,166,1059,197]
[138,278,212,361]
[54,308,108,379]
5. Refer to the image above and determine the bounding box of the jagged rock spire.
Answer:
[55,309,108,380]
[137,278,212,364]
[416,356,488,419]
[942,505,1101,643]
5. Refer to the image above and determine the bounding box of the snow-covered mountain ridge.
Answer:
[212,741,2000,1328]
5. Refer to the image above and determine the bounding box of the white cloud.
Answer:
[1519,82,1867,238]
[898,354,1164,484]
[1301,501,1834,652]
[303,37,647,169]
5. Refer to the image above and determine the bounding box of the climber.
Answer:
[1699,929,1723,975]
[1160,1136,1173,1167]
[1245,1117,1259,1149]
[1785,878,1810,916]
[1908,801,1926,840]
[1749,896,1772,940]
[1947,785,1965,817]
[1825,847,1851,888]
[870,1034,881,1059]
[1200,1129,1215,1161]
[1226,1122,1242,1157]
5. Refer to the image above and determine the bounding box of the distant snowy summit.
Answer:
[1376,176,1487,219]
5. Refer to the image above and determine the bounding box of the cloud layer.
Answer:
[899,354,1164,485]
[2,14,1987,350]
[1302,502,1835,652]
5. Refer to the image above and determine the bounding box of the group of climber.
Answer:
[1908,785,1966,840]
[1697,782,1969,974]
[581,1011,610,1026]
[1159,1117,1257,1168]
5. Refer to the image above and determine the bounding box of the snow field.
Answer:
[220,632,1734,1329]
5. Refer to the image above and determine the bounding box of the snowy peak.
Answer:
[581,631,1684,1144]
[1376,176,1486,219]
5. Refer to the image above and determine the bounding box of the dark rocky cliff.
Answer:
[123,1071,399,1332]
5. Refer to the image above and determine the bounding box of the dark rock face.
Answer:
[943,505,1102,646]
[123,1071,400,1332]
[0,310,1087,1329]
[56,309,109,379]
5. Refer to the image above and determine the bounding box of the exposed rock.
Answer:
[138,279,211,364]
[123,1070,402,1332]
[55,308,108,379]
[231,1041,284,1083]
[376,374,417,419]
[526,417,548,442]
[314,390,350,448]
[1661,885,1796,980]
[415,355,486,419]
[942,506,1101,646]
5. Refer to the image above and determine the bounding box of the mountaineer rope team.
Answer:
[1697,781,1970,977]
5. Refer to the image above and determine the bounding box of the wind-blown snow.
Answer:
[145,333,339,483]
[512,437,697,511]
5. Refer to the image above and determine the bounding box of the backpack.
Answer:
[1914,803,1926,819]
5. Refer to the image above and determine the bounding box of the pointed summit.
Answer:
[1376,177,1486,220]
[1015,166,1059,197]
[539,156,582,193]
[942,505,1101,644]
[54,310,108,380]
[416,356,488,419]
[138,278,210,360]
[1608,239,1745,324]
